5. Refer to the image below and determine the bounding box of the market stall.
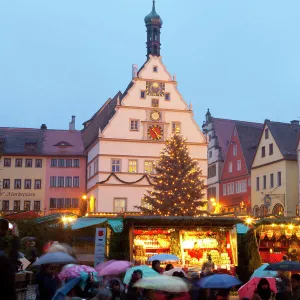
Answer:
[125,216,239,274]
[255,218,300,263]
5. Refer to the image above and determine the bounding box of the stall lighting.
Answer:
[62,216,76,223]
[289,224,294,230]
[245,217,253,225]
[271,223,276,227]
[227,244,231,249]
[280,224,284,228]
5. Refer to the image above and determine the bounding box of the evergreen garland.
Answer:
[135,134,206,216]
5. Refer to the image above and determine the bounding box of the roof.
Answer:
[267,121,300,160]
[43,130,85,156]
[0,128,85,156]
[235,122,263,172]
[0,128,44,155]
[212,118,262,161]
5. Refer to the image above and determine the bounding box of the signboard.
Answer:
[94,228,106,267]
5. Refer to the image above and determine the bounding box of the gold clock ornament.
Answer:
[148,125,163,140]
[150,110,161,121]
[146,82,165,96]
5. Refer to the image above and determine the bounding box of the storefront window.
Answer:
[260,205,268,217]
[253,205,260,217]
[272,203,284,216]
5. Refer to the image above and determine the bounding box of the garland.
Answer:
[97,173,153,185]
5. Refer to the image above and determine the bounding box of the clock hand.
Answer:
[153,129,159,139]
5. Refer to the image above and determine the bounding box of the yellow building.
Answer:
[0,129,46,213]
[251,120,300,217]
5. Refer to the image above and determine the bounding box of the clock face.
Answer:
[150,110,161,121]
[148,125,163,140]
[146,82,165,96]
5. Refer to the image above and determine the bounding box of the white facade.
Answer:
[86,55,207,213]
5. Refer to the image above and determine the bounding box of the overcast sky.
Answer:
[1,0,300,130]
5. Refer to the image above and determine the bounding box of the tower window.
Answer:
[165,93,170,101]
[153,66,158,72]
[140,91,146,99]
[153,44,158,55]
[153,28,158,41]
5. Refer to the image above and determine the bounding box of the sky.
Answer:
[1,0,300,130]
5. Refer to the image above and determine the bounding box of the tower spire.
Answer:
[144,0,163,58]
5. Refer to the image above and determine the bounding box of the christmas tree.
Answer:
[136,134,206,216]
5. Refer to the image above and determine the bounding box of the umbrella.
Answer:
[264,260,300,271]
[148,254,180,262]
[58,264,97,281]
[98,260,131,276]
[133,275,189,293]
[95,260,117,273]
[52,277,81,300]
[238,277,277,299]
[32,252,77,266]
[123,265,160,284]
[164,267,187,277]
[21,237,36,244]
[251,264,277,279]
[197,274,242,289]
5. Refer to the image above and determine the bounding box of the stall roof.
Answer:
[69,218,107,230]
[255,217,300,226]
[107,218,123,233]
[123,216,241,227]
[36,213,77,224]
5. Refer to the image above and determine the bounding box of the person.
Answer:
[202,254,215,276]
[125,269,143,300]
[190,272,201,300]
[171,272,191,300]
[109,279,125,300]
[188,242,203,260]
[0,219,19,300]
[36,264,59,300]
[291,274,300,300]
[25,240,38,263]
[276,271,292,300]
[216,289,230,300]
[252,278,276,300]
[152,260,161,273]
[281,255,291,279]
[94,287,112,300]
[166,263,174,271]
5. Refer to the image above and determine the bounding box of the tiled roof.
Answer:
[212,118,262,161]
[267,121,300,160]
[0,128,44,155]
[235,123,263,172]
[0,127,85,156]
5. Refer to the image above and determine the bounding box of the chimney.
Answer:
[41,124,47,130]
[132,64,138,79]
[69,116,76,130]
[291,120,299,126]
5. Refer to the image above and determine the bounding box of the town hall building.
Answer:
[82,1,207,213]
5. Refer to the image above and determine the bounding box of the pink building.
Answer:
[44,120,86,215]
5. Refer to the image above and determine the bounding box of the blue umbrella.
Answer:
[123,265,160,284]
[148,254,180,262]
[197,274,242,289]
[52,277,81,300]
[251,264,277,279]
[32,252,77,266]
[264,260,300,271]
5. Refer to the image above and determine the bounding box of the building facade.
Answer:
[251,120,300,217]
[82,2,207,213]
[202,111,235,205]
[0,117,86,215]
[219,122,262,213]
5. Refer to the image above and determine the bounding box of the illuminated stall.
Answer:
[126,216,239,274]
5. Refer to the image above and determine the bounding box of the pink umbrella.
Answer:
[58,264,97,281]
[95,260,117,273]
[238,277,277,300]
[97,260,132,276]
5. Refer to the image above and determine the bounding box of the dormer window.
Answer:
[153,66,158,72]
[25,143,37,151]
[54,141,72,147]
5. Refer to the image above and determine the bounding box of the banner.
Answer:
[94,228,106,267]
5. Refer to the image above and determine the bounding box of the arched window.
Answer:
[272,203,284,216]
[253,205,260,217]
[153,44,158,55]
[260,205,268,217]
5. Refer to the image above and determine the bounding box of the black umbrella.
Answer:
[264,260,300,271]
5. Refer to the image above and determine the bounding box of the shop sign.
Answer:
[0,191,36,197]
[267,230,273,240]
[94,228,106,267]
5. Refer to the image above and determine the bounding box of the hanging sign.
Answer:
[264,195,272,207]
[285,230,292,239]
[274,231,281,240]
[260,231,266,240]
[267,230,274,240]
[94,228,106,267]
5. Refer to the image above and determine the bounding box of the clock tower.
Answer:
[144,0,162,58]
